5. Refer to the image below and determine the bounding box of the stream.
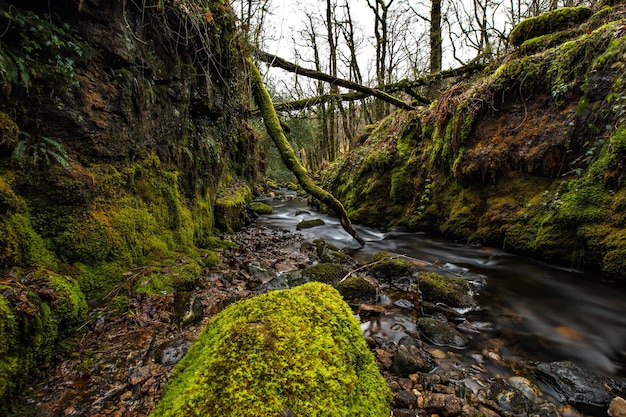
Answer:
[255,193,626,383]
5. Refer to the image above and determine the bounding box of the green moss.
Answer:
[510,6,593,46]
[75,262,126,301]
[149,282,391,417]
[300,263,348,286]
[133,257,203,295]
[0,269,88,412]
[296,218,326,230]
[416,271,471,307]
[105,295,130,318]
[370,252,414,279]
[214,183,252,233]
[249,201,273,215]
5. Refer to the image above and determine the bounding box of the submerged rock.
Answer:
[296,218,326,230]
[535,361,626,407]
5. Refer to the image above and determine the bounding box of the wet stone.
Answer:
[296,218,325,230]
[174,291,204,327]
[392,409,417,417]
[392,338,435,376]
[393,390,417,409]
[154,338,194,367]
[609,397,626,417]
[422,392,464,417]
[336,276,377,303]
[535,361,626,407]
[417,317,470,348]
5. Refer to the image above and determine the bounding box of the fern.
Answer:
[11,132,70,169]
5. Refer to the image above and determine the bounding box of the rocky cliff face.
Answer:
[322,4,626,281]
[0,0,261,409]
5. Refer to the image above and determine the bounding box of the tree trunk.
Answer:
[430,0,442,73]
[247,58,365,246]
[256,50,414,111]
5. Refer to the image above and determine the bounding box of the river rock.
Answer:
[393,390,417,408]
[154,338,193,367]
[370,251,415,281]
[508,375,542,403]
[421,392,464,417]
[392,409,417,417]
[391,336,435,376]
[300,263,348,286]
[489,379,533,415]
[416,317,470,348]
[336,275,377,303]
[610,397,626,417]
[535,361,626,407]
[174,291,204,327]
[296,218,325,230]
[416,271,472,308]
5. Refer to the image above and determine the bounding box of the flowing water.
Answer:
[255,193,626,379]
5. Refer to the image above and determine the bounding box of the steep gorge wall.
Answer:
[322,4,626,281]
[0,0,261,408]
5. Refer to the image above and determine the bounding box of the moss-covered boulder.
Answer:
[296,218,326,230]
[370,251,415,280]
[149,282,391,417]
[249,201,273,215]
[301,262,348,286]
[510,6,593,46]
[214,184,253,233]
[416,271,472,307]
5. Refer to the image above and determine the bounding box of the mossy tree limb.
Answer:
[247,58,365,246]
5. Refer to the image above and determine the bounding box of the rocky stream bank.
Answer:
[15,196,626,417]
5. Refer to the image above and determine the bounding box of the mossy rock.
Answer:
[149,282,391,417]
[416,271,472,307]
[249,201,273,215]
[0,269,87,412]
[335,276,377,303]
[214,184,252,233]
[296,218,326,230]
[265,178,279,189]
[370,251,415,280]
[300,263,348,286]
[510,6,593,46]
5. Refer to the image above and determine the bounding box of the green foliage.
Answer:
[11,132,70,169]
[149,282,391,417]
[0,7,90,91]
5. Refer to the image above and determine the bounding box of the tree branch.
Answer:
[270,61,485,112]
[256,49,415,111]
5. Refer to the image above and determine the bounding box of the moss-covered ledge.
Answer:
[0,268,87,413]
[149,282,391,417]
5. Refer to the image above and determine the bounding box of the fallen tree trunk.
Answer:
[256,50,414,111]
[247,58,365,246]
[270,61,486,112]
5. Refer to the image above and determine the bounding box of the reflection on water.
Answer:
[255,194,626,376]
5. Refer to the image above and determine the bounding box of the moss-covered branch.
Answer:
[256,50,414,111]
[247,58,365,246]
